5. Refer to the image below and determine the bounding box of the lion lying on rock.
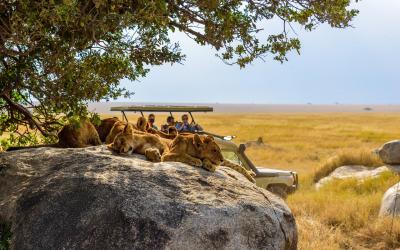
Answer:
[104,117,176,144]
[108,123,168,162]
[108,123,255,183]
[7,119,102,150]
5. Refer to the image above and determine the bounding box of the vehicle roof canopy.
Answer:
[110,105,213,113]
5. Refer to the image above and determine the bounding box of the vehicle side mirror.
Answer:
[239,144,246,153]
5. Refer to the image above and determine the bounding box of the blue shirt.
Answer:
[176,122,193,132]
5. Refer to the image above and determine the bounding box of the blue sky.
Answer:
[119,0,400,104]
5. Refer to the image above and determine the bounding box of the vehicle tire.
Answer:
[267,184,288,199]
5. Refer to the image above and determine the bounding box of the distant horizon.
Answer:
[99,101,400,106]
[89,102,400,114]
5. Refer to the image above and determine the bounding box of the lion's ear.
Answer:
[204,135,214,143]
[124,123,134,134]
[193,134,203,149]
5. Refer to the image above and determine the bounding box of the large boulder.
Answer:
[316,165,389,189]
[377,140,400,164]
[379,182,400,217]
[0,146,297,250]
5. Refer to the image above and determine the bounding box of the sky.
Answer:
[119,0,400,104]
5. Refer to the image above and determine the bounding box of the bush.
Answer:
[313,149,383,183]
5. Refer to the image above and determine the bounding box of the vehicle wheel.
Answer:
[267,185,288,199]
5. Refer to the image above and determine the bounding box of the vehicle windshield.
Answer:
[221,150,242,166]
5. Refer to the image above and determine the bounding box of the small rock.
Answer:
[245,137,265,147]
[377,140,400,164]
[379,182,400,217]
[316,165,389,189]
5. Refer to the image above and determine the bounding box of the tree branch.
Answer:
[0,93,54,137]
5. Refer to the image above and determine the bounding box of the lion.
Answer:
[162,134,256,183]
[105,116,148,144]
[107,123,168,162]
[56,119,102,147]
[7,119,102,150]
[95,117,121,142]
[146,126,177,140]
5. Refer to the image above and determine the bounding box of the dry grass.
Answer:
[313,149,384,183]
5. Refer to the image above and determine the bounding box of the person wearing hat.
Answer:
[176,114,203,132]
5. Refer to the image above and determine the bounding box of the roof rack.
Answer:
[110,105,213,123]
[110,105,213,113]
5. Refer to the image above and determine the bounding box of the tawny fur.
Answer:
[146,127,177,140]
[107,123,168,162]
[109,125,255,182]
[57,119,102,147]
[105,117,148,144]
[95,117,120,142]
[162,134,255,182]
[7,119,102,150]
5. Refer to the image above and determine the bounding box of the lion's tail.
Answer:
[6,143,60,151]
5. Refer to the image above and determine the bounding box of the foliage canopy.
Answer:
[0,0,358,145]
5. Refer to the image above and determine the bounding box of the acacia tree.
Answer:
[0,0,358,146]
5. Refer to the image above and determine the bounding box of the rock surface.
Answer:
[377,140,400,164]
[379,182,400,217]
[0,146,297,250]
[316,165,389,189]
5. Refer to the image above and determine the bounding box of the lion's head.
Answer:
[108,123,135,154]
[137,116,147,131]
[194,134,224,165]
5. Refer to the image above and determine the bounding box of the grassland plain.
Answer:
[2,112,400,249]
[103,112,400,249]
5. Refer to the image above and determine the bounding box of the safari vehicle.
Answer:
[110,105,298,198]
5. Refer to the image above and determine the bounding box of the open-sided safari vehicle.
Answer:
[110,105,298,197]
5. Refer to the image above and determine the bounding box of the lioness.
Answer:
[146,126,177,140]
[108,123,168,162]
[162,134,256,183]
[57,119,102,148]
[7,119,102,150]
[105,116,148,144]
[95,117,120,142]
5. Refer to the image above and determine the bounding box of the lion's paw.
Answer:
[191,158,203,167]
[202,159,216,172]
[145,148,161,162]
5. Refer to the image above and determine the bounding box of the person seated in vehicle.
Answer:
[147,113,158,130]
[176,114,203,132]
[161,116,175,133]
